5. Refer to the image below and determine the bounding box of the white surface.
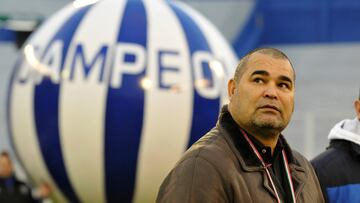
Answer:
[58,0,124,202]
[6,4,81,203]
[133,1,193,202]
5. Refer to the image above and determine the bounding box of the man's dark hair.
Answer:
[233,47,295,82]
[0,151,9,157]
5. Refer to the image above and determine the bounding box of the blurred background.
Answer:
[0,0,359,202]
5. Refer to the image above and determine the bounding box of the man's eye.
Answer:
[279,83,290,89]
[254,78,264,83]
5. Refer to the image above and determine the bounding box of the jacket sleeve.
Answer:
[156,156,229,203]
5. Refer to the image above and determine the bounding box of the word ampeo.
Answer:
[16,40,225,99]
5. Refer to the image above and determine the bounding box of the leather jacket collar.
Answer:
[216,105,307,197]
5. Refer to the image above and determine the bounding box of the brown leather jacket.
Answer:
[157,106,324,203]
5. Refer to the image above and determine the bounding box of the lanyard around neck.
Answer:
[240,129,297,203]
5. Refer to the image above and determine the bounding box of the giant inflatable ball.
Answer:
[7,0,238,202]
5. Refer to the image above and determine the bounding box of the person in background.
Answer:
[312,89,360,203]
[156,48,324,203]
[0,151,51,203]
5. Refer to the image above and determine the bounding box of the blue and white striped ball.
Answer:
[7,0,238,202]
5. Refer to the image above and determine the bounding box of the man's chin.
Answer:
[252,118,284,131]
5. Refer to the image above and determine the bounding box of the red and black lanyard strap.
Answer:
[240,129,297,203]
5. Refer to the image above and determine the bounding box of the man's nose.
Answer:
[263,84,278,99]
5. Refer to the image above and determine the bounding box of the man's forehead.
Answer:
[244,53,295,80]
[0,156,10,162]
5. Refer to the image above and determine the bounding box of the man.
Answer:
[157,48,324,203]
[0,151,51,203]
[0,151,36,202]
[311,90,360,203]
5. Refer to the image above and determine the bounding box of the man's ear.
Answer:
[354,100,360,119]
[228,79,236,98]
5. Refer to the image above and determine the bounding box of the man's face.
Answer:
[0,155,13,178]
[355,100,360,120]
[228,52,295,135]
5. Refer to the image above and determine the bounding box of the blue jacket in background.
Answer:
[311,118,360,203]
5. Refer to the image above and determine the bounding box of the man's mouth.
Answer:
[258,105,280,113]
